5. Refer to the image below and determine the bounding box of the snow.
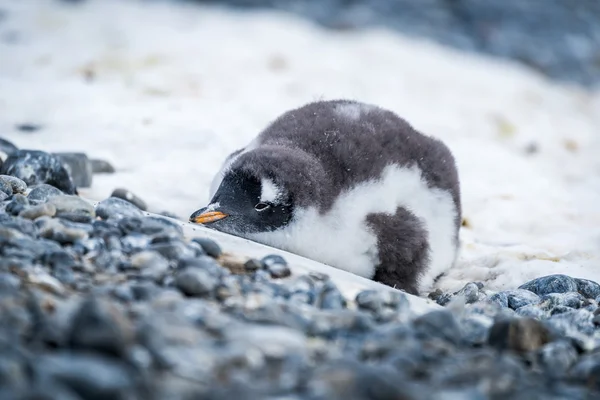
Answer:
[1,0,600,294]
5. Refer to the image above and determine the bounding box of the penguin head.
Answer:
[189,158,296,235]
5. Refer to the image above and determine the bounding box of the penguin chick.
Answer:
[190,100,461,295]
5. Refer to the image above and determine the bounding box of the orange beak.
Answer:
[190,211,228,224]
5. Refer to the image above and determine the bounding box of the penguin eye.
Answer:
[254,202,271,212]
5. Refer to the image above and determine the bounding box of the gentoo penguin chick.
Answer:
[190,100,461,295]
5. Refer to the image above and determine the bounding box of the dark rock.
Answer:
[130,250,169,282]
[575,278,600,299]
[413,309,461,345]
[68,296,131,357]
[191,237,222,258]
[519,274,578,296]
[488,291,509,308]
[515,304,547,319]
[460,314,493,346]
[95,197,143,220]
[0,150,76,194]
[455,282,481,304]
[504,289,540,309]
[38,218,89,244]
[547,309,595,336]
[53,152,93,188]
[0,137,18,159]
[540,292,584,310]
[148,240,195,261]
[175,267,217,297]
[18,202,56,219]
[487,317,551,354]
[316,281,347,310]
[537,340,578,376]
[0,175,26,195]
[355,290,384,313]
[262,254,291,279]
[110,188,147,211]
[33,353,136,400]
[15,123,42,133]
[5,194,29,216]
[243,258,262,273]
[90,158,116,174]
[27,183,64,203]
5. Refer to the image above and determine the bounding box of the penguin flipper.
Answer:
[366,207,430,295]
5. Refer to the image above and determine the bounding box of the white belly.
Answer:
[246,164,459,293]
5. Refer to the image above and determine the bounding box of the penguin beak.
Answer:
[189,207,229,224]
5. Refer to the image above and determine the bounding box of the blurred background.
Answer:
[1,0,599,290]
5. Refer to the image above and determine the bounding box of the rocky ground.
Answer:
[185,0,600,88]
[1,138,600,399]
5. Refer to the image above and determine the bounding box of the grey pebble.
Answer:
[95,197,143,220]
[110,188,147,211]
[191,237,222,258]
[175,267,217,297]
[575,278,600,299]
[53,152,93,188]
[18,202,56,219]
[27,183,64,203]
[519,274,578,296]
[0,174,27,195]
[49,194,95,221]
[504,289,540,309]
[90,158,116,174]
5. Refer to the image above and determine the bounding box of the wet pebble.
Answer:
[48,194,95,222]
[191,237,222,258]
[18,202,56,219]
[0,150,76,194]
[175,267,217,297]
[519,274,578,296]
[110,188,147,211]
[95,197,143,220]
[27,183,64,203]
[0,175,26,194]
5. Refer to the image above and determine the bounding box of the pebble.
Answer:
[0,175,26,194]
[27,183,64,203]
[0,137,18,159]
[1,147,600,397]
[110,188,147,211]
[191,237,222,258]
[0,150,76,194]
[519,274,578,296]
[90,158,116,174]
[575,278,600,299]
[95,197,143,220]
[53,152,93,188]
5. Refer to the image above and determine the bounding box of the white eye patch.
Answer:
[260,178,282,203]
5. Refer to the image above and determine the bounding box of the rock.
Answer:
[547,309,595,336]
[413,309,462,345]
[15,123,42,133]
[504,289,540,309]
[316,281,347,310]
[130,250,169,281]
[0,150,76,194]
[5,193,29,215]
[33,353,136,400]
[515,304,547,319]
[95,197,143,220]
[0,137,18,160]
[175,268,217,297]
[0,175,26,194]
[355,290,384,313]
[190,237,222,258]
[540,292,584,310]
[68,296,132,357]
[537,340,578,376]
[488,291,509,308]
[28,183,64,203]
[90,158,116,174]
[519,274,578,296]
[48,195,95,222]
[18,202,56,219]
[53,152,93,188]
[575,278,600,299]
[110,188,147,211]
[455,282,482,304]
[487,317,551,354]
[38,218,89,244]
[262,254,291,279]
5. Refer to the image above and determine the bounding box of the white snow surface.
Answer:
[1,0,600,294]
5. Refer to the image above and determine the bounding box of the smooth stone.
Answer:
[0,178,12,196]
[175,267,217,297]
[38,218,89,244]
[33,353,135,400]
[27,183,64,203]
[515,304,547,319]
[53,152,93,188]
[0,150,76,194]
[18,202,56,219]
[118,215,182,238]
[49,195,95,220]
[487,292,509,308]
[540,292,584,309]
[455,282,481,304]
[519,274,578,296]
[191,237,222,258]
[0,137,18,159]
[413,309,461,345]
[355,290,384,313]
[538,340,579,376]
[95,197,143,220]
[575,278,600,299]
[130,250,169,281]
[148,240,195,261]
[110,188,147,211]
[503,289,540,309]
[547,309,595,336]
[5,193,29,215]
[460,314,494,346]
[68,296,132,357]
[317,281,347,310]
[90,158,115,174]
[0,175,26,195]
[487,317,551,354]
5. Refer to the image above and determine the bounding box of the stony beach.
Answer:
[1,139,600,399]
